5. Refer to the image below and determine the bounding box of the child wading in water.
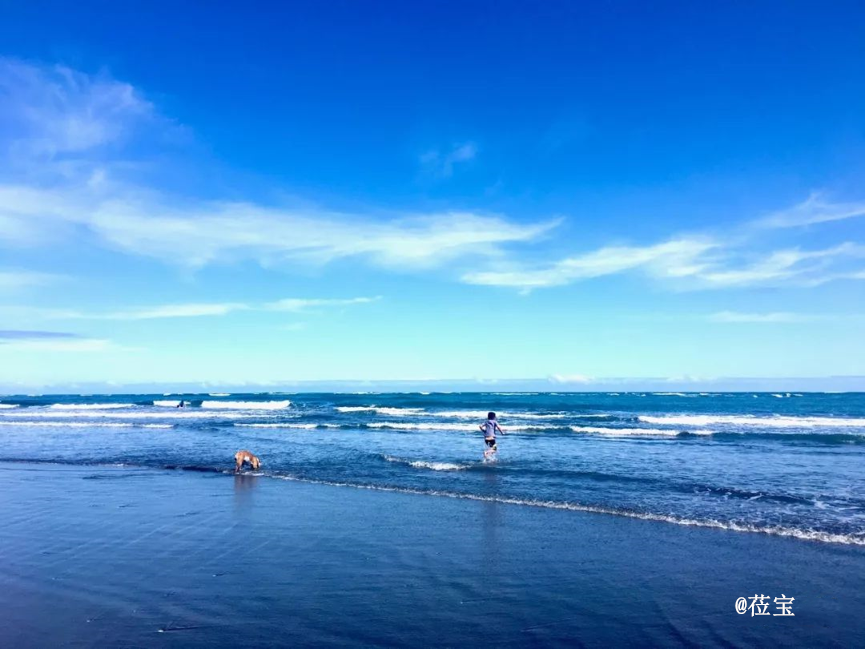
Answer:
[479,411,506,460]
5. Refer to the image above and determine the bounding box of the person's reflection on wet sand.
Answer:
[482,469,501,579]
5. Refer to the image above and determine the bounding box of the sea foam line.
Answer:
[4,459,861,546]
[432,410,570,420]
[234,423,339,429]
[48,403,134,410]
[201,400,291,410]
[0,422,172,428]
[0,410,251,419]
[366,422,559,432]
[639,414,865,428]
[336,406,425,415]
[570,426,712,436]
[267,474,865,546]
[382,455,470,471]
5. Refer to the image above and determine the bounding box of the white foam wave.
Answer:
[48,403,133,410]
[234,423,338,429]
[570,426,711,437]
[336,406,425,415]
[368,422,556,432]
[432,410,568,420]
[639,414,865,428]
[153,400,183,407]
[201,400,291,410]
[383,455,469,471]
[267,475,865,546]
[0,409,250,420]
[1,421,174,429]
[209,393,231,397]
[0,404,19,409]
[368,422,471,431]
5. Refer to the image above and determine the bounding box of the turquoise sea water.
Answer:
[1,392,863,545]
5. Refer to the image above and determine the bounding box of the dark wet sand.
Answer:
[1,462,863,648]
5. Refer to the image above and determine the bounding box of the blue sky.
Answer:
[1,1,864,390]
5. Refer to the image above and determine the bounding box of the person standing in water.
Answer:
[479,411,506,460]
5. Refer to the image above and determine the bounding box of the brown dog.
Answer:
[234,450,261,473]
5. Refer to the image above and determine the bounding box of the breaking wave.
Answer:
[336,406,425,415]
[201,400,291,410]
[639,414,865,428]
[48,403,134,410]
[382,455,470,471]
[570,426,713,436]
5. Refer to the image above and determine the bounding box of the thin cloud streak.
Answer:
[464,239,865,291]
[758,193,865,229]
[2,297,382,321]
[89,303,249,320]
[708,311,865,324]
[419,141,477,178]
[265,296,382,312]
[0,338,116,352]
[709,311,821,324]
[0,269,62,291]
[0,182,559,269]
[462,238,719,289]
[0,329,82,339]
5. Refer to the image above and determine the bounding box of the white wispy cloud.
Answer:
[548,374,593,384]
[2,338,116,352]
[419,141,477,178]
[758,193,865,229]
[264,296,381,312]
[0,62,554,270]
[0,182,558,269]
[464,237,865,291]
[1,297,381,321]
[88,302,249,320]
[0,269,62,291]
[708,311,865,324]
[0,57,152,160]
[708,311,821,323]
[0,330,117,353]
[3,59,863,299]
[88,200,555,268]
[463,238,719,289]
[698,243,865,288]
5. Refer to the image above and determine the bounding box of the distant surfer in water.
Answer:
[176,400,185,408]
[479,412,505,460]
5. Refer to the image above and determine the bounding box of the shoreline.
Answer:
[2,462,864,647]
[4,458,863,547]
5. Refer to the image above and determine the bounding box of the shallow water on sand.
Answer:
[1,392,864,545]
[1,463,863,648]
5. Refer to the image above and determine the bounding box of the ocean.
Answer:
[1,391,864,546]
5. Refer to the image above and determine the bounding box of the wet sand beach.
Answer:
[1,462,863,648]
